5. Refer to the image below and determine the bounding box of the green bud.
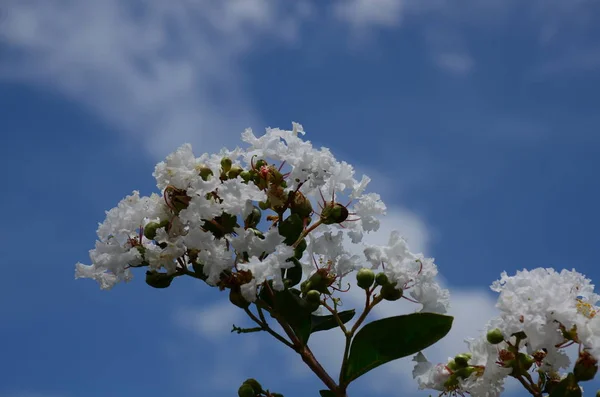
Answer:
[446,359,458,371]
[255,159,267,169]
[518,353,535,372]
[306,290,321,304]
[375,272,390,286]
[486,328,505,345]
[230,288,250,309]
[320,203,349,225]
[454,366,476,379]
[221,157,232,172]
[356,268,375,289]
[143,222,160,240]
[574,351,598,382]
[242,379,263,394]
[244,206,262,228]
[228,165,243,179]
[198,165,213,181]
[454,353,471,368]
[258,200,270,210]
[145,271,174,289]
[238,383,255,397]
[240,170,252,183]
[380,283,403,301]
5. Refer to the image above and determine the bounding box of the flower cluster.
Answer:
[413,268,600,397]
[75,123,448,314]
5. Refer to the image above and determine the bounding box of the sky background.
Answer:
[1,1,599,396]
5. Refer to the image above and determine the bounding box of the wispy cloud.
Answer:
[0,0,311,158]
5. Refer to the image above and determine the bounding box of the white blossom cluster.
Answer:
[75,123,448,313]
[412,268,600,397]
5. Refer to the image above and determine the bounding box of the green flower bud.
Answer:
[258,200,270,210]
[306,290,321,304]
[198,165,213,181]
[229,287,250,309]
[518,353,535,372]
[143,222,160,240]
[145,271,174,289]
[574,351,598,382]
[356,268,375,289]
[240,170,252,183]
[380,283,403,301]
[300,280,311,294]
[255,159,267,170]
[454,366,476,379]
[244,206,262,229]
[228,165,243,179]
[454,353,471,368]
[320,203,349,225]
[486,328,505,345]
[221,157,232,172]
[242,379,263,394]
[446,359,458,371]
[375,272,390,286]
[238,383,255,397]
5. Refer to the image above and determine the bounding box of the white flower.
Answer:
[412,352,450,391]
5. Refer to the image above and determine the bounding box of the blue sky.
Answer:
[1,1,599,396]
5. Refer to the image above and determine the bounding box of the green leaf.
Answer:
[311,310,356,333]
[278,213,304,245]
[342,313,453,383]
[319,390,335,397]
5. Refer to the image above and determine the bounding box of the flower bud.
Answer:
[518,353,535,372]
[238,383,255,397]
[380,283,403,301]
[574,351,598,382]
[300,280,311,294]
[375,272,390,286]
[454,366,476,379]
[446,359,458,371]
[320,203,349,225]
[306,290,321,304]
[198,165,213,181]
[454,353,471,368]
[228,165,243,179]
[289,191,313,218]
[255,159,267,170]
[230,287,250,309]
[486,328,505,345]
[244,206,262,229]
[143,222,160,240]
[258,200,270,210]
[240,170,253,183]
[221,157,232,172]
[145,271,174,289]
[356,268,375,289]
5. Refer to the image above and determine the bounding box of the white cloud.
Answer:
[175,300,245,340]
[332,0,404,29]
[0,0,312,158]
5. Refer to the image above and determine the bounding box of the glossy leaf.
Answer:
[342,313,453,383]
[258,285,312,345]
[311,310,356,333]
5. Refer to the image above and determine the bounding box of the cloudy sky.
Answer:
[1,0,600,396]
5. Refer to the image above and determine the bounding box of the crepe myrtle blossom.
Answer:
[76,123,399,304]
[412,268,600,396]
[362,231,450,313]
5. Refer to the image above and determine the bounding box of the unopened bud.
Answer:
[381,283,403,301]
[198,165,213,181]
[143,222,160,240]
[244,206,262,229]
[574,351,598,382]
[237,383,255,397]
[486,328,505,345]
[375,272,389,286]
[242,379,263,394]
[454,353,471,368]
[221,157,233,172]
[320,202,349,225]
[356,268,375,289]
[228,165,243,179]
[229,287,250,309]
[306,290,321,304]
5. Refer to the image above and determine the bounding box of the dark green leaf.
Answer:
[258,285,312,345]
[319,390,335,397]
[343,313,453,383]
[311,310,356,333]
